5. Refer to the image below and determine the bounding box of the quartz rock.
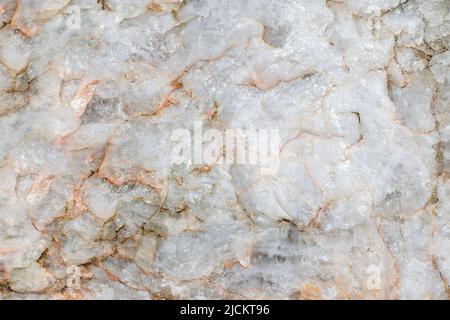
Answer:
[0,0,449,300]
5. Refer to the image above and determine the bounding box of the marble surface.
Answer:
[0,0,449,299]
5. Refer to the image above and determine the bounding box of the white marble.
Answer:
[0,0,449,299]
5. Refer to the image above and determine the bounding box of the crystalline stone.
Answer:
[0,26,30,73]
[0,0,449,300]
[9,262,55,293]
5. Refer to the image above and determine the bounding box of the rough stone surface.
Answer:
[0,0,449,300]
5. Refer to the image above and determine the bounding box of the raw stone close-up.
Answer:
[0,0,449,300]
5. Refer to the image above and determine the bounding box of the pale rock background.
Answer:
[0,0,449,299]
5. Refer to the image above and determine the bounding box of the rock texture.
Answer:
[0,0,449,299]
